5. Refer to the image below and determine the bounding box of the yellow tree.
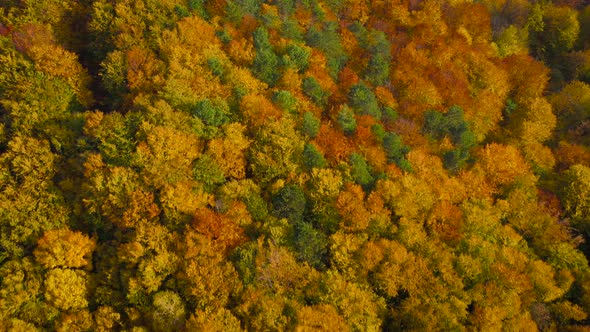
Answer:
[34,229,96,269]
[44,268,89,311]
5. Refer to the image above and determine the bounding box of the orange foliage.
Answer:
[338,65,361,93]
[390,118,429,148]
[354,115,379,148]
[374,86,398,109]
[307,50,337,93]
[426,200,463,244]
[296,304,350,331]
[205,0,227,17]
[342,0,371,23]
[239,15,260,38]
[126,46,164,93]
[361,145,388,173]
[192,208,246,253]
[226,38,256,66]
[313,123,354,163]
[457,168,494,200]
[555,141,590,169]
[336,183,371,232]
[537,189,563,219]
[293,6,314,30]
[340,28,361,59]
[35,229,96,269]
[277,67,303,92]
[176,16,220,48]
[446,3,492,45]
[503,54,550,101]
[475,143,530,187]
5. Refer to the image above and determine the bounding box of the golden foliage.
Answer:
[34,229,96,270]
[44,268,88,311]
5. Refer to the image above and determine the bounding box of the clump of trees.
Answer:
[1,0,590,330]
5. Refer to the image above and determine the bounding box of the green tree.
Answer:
[382,132,411,171]
[303,143,328,170]
[0,136,69,257]
[193,153,226,192]
[349,153,375,191]
[252,27,280,86]
[191,98,231,127]
[530,5,580,58]
[283,43,311,72]
[294,222,328,269]
[348,82,381,119]
[305,23,348,78]
[272,184,307,224]
[337,105,357,136]
[272,90,298,113]
[302,112,321,138]
[302,76,329,106]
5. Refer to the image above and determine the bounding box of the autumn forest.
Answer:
[1,0,590,330]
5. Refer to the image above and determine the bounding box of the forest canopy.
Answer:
[1,0,590,330]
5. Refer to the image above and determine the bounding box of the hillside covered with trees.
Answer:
[1,0,590,330]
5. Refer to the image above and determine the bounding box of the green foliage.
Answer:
[443,148,471,173]
[301,112,321,138]
[272,184,306,223]
[85,112,136,166]
[382,132,411,171]
[371,123,386,143]
[305,23,348,77]
[351,24,391,86]
[99,50,127,106]
[495,25,528,57]
[302,76,329,106]
[560,165,590,221]
[423,106,476,171]
[381,106,398,124]
[226,0,264,19]
[252,27,280,86]
[530,5,580,58]
[191,99,231,126]
[348,82,381,119]
[0,136,69,258]
[503,99,518,117]
[193,154,226,191]
[187,0,207,17]
[249,119,304,185]
[294,222,327,269]
[1,1,590,330]
[281,18,304,40]
[337,105,357,136]
[272,90,297,113]
[349,153,374,191]
[207,57,225,77]
[246,193,270,222]
[303,143,327,170]
[275,0,295,16]
[283,43,311,72]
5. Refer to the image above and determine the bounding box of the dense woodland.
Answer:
[0,0,590,330]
